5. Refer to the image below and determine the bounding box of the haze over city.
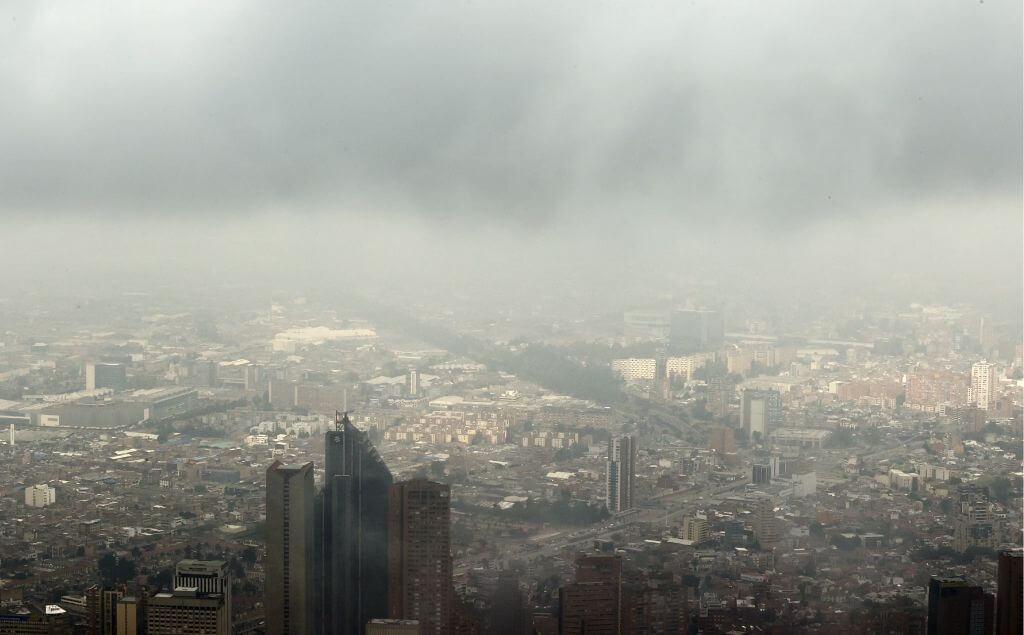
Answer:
[0,1,1021,634]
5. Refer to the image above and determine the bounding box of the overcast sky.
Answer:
[1,1,1020,304]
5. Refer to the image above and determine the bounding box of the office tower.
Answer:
[491,573,528,635]
[86,362,127,392]
[388,480,452,634]
[87,585,124,635]
[670,309,724,350]
[997,549,1023,635]
[969,361,997,410]
[366,620,420,635]
[266,461,315,635]
[323,412,393,635]
[709,427,735,454]
[147,588,228,635]
[408,370,419,397]
[174,560,231,633]
[653,354,670,400]
[927,577,994,635]
[605,435,636,513]
[751,464,771,485]
[705,377,732,418]
[953,485,995,553]
[740,389,782,442]
[559,553,622,635]
[752,496,781,547]
[115,597,138,635]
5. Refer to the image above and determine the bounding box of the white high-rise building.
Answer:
[408,370,420,397]
[25,484,56,507]
[606,435,637,513]
[969,361,997,410]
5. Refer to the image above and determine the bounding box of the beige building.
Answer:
[147,589,227,635]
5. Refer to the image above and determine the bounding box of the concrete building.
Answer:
[751,464,771,485]
[770,428,830,449]
[969,361,997,410]
[0,606,71,635]
[25,484,55,508]
[953,485,995,553]
[606,435,636,513]
[147,589,228,635]
[996,549,1023,635]
[610,358,656,381]
[388,480,452,634]
[86,363,127,392]
[265,461,315,635]
[752,496,781,547]
[740,389,782,442]
[927,577,993,635]
[115,597,138,635]
[559,553,623,635]
[681,516,710,543]
[174,560,231,633]
[666,353,716,380]
[709,427,736,454]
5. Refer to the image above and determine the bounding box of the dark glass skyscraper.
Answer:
[323,413,393,635]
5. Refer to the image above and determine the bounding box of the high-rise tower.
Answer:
[970,361,997,410]
[996,548,1023,635]
[388,479,453,634]
[323,412,393,635]
[606,435,636,513]
[740,389,782,442]
[266,461,315,635]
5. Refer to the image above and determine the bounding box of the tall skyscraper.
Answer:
[559,553,623,635]
[408,370,419,397]
[174,560,231,633]
[740,389,782,442]
[605,435,636,513]
[388,479,453,634]
[87,585,124,635]
[927,577,993,635]
[953,484,995,553]
[752,495,782,547]
[266,461,315,635]
[323,412,393,635]
[115,596,139,635]
[969,361,997,410]
[997,549,1023,635]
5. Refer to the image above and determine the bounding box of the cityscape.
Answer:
[1,1,1022,634]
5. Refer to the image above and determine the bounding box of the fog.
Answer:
[1,0,1021,314]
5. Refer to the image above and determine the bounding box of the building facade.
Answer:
[388,480,452,634]
[265,461,315,635]
[606,435,636,513]
[323,413,393,635]
[969,361,997,410]
[740,389,782,442]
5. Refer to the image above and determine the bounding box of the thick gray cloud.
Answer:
[0,0,1019,230]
